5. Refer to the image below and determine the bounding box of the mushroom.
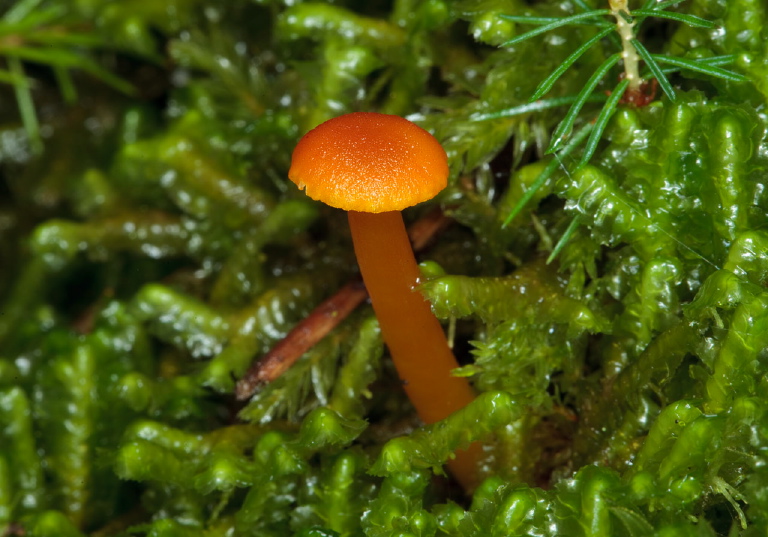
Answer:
[289,112,479,488]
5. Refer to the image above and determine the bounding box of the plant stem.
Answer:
[610,0,642,91]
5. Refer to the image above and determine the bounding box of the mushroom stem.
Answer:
[348,210,479,488]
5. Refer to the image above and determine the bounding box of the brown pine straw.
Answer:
[235,207,451,400]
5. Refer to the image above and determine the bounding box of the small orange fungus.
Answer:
[289,112,480,490]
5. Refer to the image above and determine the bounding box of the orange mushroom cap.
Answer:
[288,112,449,213]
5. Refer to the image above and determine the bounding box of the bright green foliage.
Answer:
[3,0,768,536]
[0,0,135,153]
[370,392,520,477]
[328,316,383,420]
[421,261,602,408]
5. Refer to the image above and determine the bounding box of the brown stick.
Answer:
[235,208,451,400]
[235,280,367,400]
[407,206,452,251]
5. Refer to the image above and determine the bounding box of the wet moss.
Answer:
[1,0,768,535]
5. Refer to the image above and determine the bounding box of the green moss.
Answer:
[1,0,768,535]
